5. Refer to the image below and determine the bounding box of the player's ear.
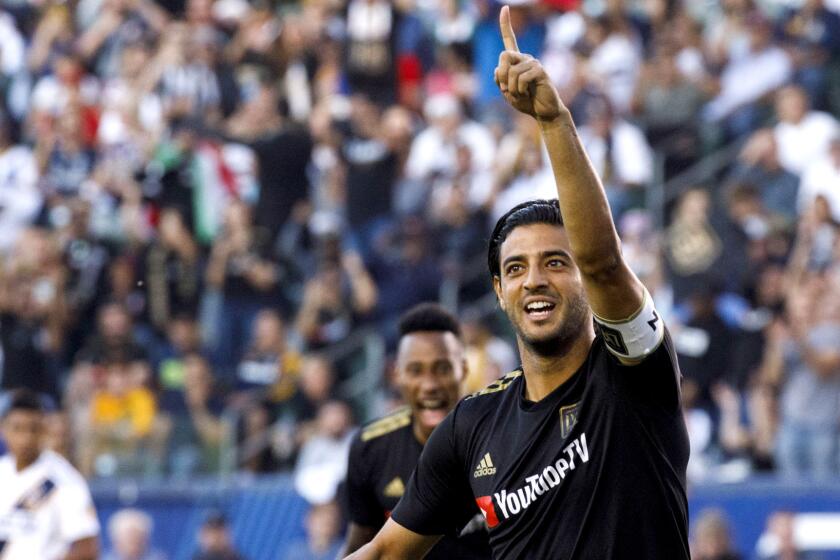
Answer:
[493,275,506,311]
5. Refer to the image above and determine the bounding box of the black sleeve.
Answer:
[611,328,682,413]
[345,435,385,527]
[390,409,475,536]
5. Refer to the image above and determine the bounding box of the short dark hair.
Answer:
[2,389,44,418]
[398,303,461,339]
[488,199,564,277]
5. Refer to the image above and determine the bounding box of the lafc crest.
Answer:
[559,402,580,438]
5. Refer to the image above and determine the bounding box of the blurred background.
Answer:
[0,0,838,557]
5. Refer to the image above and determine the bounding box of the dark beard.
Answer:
[515,293,590,358]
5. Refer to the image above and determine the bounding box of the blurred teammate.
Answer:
[338,303,490,558]
[346,6,689,559]
[0,389,100,559]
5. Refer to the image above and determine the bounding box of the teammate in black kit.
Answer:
[345,5,690,560]
[338,303,491,558]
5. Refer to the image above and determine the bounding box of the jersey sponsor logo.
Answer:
[559,402,580,439]
[490,433,590,525]
[473,453,496,478]
[474,495,500,528]
[599,324,628,355]
[383,477,405,498]
[15,479,56,512]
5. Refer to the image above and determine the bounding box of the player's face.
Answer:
[1,410,44,464]
[493,223,591,355]
[396,331,466,435]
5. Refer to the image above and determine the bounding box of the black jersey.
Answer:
[392,332,690,559]
[345,407,492,559]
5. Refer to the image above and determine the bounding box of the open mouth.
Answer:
[417,399,449,426]
[524,300,557,321]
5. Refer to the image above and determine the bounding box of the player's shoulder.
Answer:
[357,406,413,444]
[460,369,523,413]
[465,369,522,400]
[39,450,89,488]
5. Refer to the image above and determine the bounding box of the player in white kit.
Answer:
[0,389,100,560]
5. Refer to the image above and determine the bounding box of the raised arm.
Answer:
[344,518,440,560]
[494,6,644,323]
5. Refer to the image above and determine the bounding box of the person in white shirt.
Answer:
[405,94,496,185]
[703,14,792,137]
[0,390,99,560]
[798,135,840,222]
[773,85,840,176]
[577,97,653,219]
[0,118,41,254]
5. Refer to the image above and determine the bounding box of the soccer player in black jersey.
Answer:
[338,303,491,559]
[345,5,690,560]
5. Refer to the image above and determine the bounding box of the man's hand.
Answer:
[493,6,565,122]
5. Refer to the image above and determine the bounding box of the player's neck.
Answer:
[411,421,433,446]
[518,330,594,402]
[13,451,40,472]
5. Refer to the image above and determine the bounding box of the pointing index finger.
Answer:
[500,5,520,53]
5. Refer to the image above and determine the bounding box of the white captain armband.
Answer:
[593,290,665,362]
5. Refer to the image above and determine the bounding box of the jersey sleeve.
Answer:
[56,473,100,543]
[390,409,475,536]
[609,327,682,413]
[345,434,386,527]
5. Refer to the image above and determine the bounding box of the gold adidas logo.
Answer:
[473,453,496,478]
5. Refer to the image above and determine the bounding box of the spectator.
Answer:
[225,82,312,238]
[289,355,338,426]
[295,246,377,351]
[281,501,343,560]
[104,509,167,560]
[78,356,162,476]
[772,85,839,176]
[703,12,792,138]
[0,229,66,400]
[0,116,41,253]
[764,292,840,478]
[798,134,840,222]
[727,130,800,223]
[778,0,840,107]
[489,116,555,223]
[366,216,443,334]
[293,400,354,505]
[161,352,225,475]
[583,14,643,115]
[691,508,742,560]
[632,38,707,177]
[142,207,204,335]
[461,313,517,394]
[235,309,301,403]
[153,313,203,397]
[577,96,654,219]
[758,511,824,560]
[206,201,283,374]
[340,95,399,251]
[405,94,495,191]
[193,511,243,560]
[664,188,724,303]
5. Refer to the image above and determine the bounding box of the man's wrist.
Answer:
[537,110,574,132]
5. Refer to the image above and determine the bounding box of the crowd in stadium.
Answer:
[0,0,839,555]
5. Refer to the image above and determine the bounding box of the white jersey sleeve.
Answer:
[593,289,665,362]
[53,460,100,543]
